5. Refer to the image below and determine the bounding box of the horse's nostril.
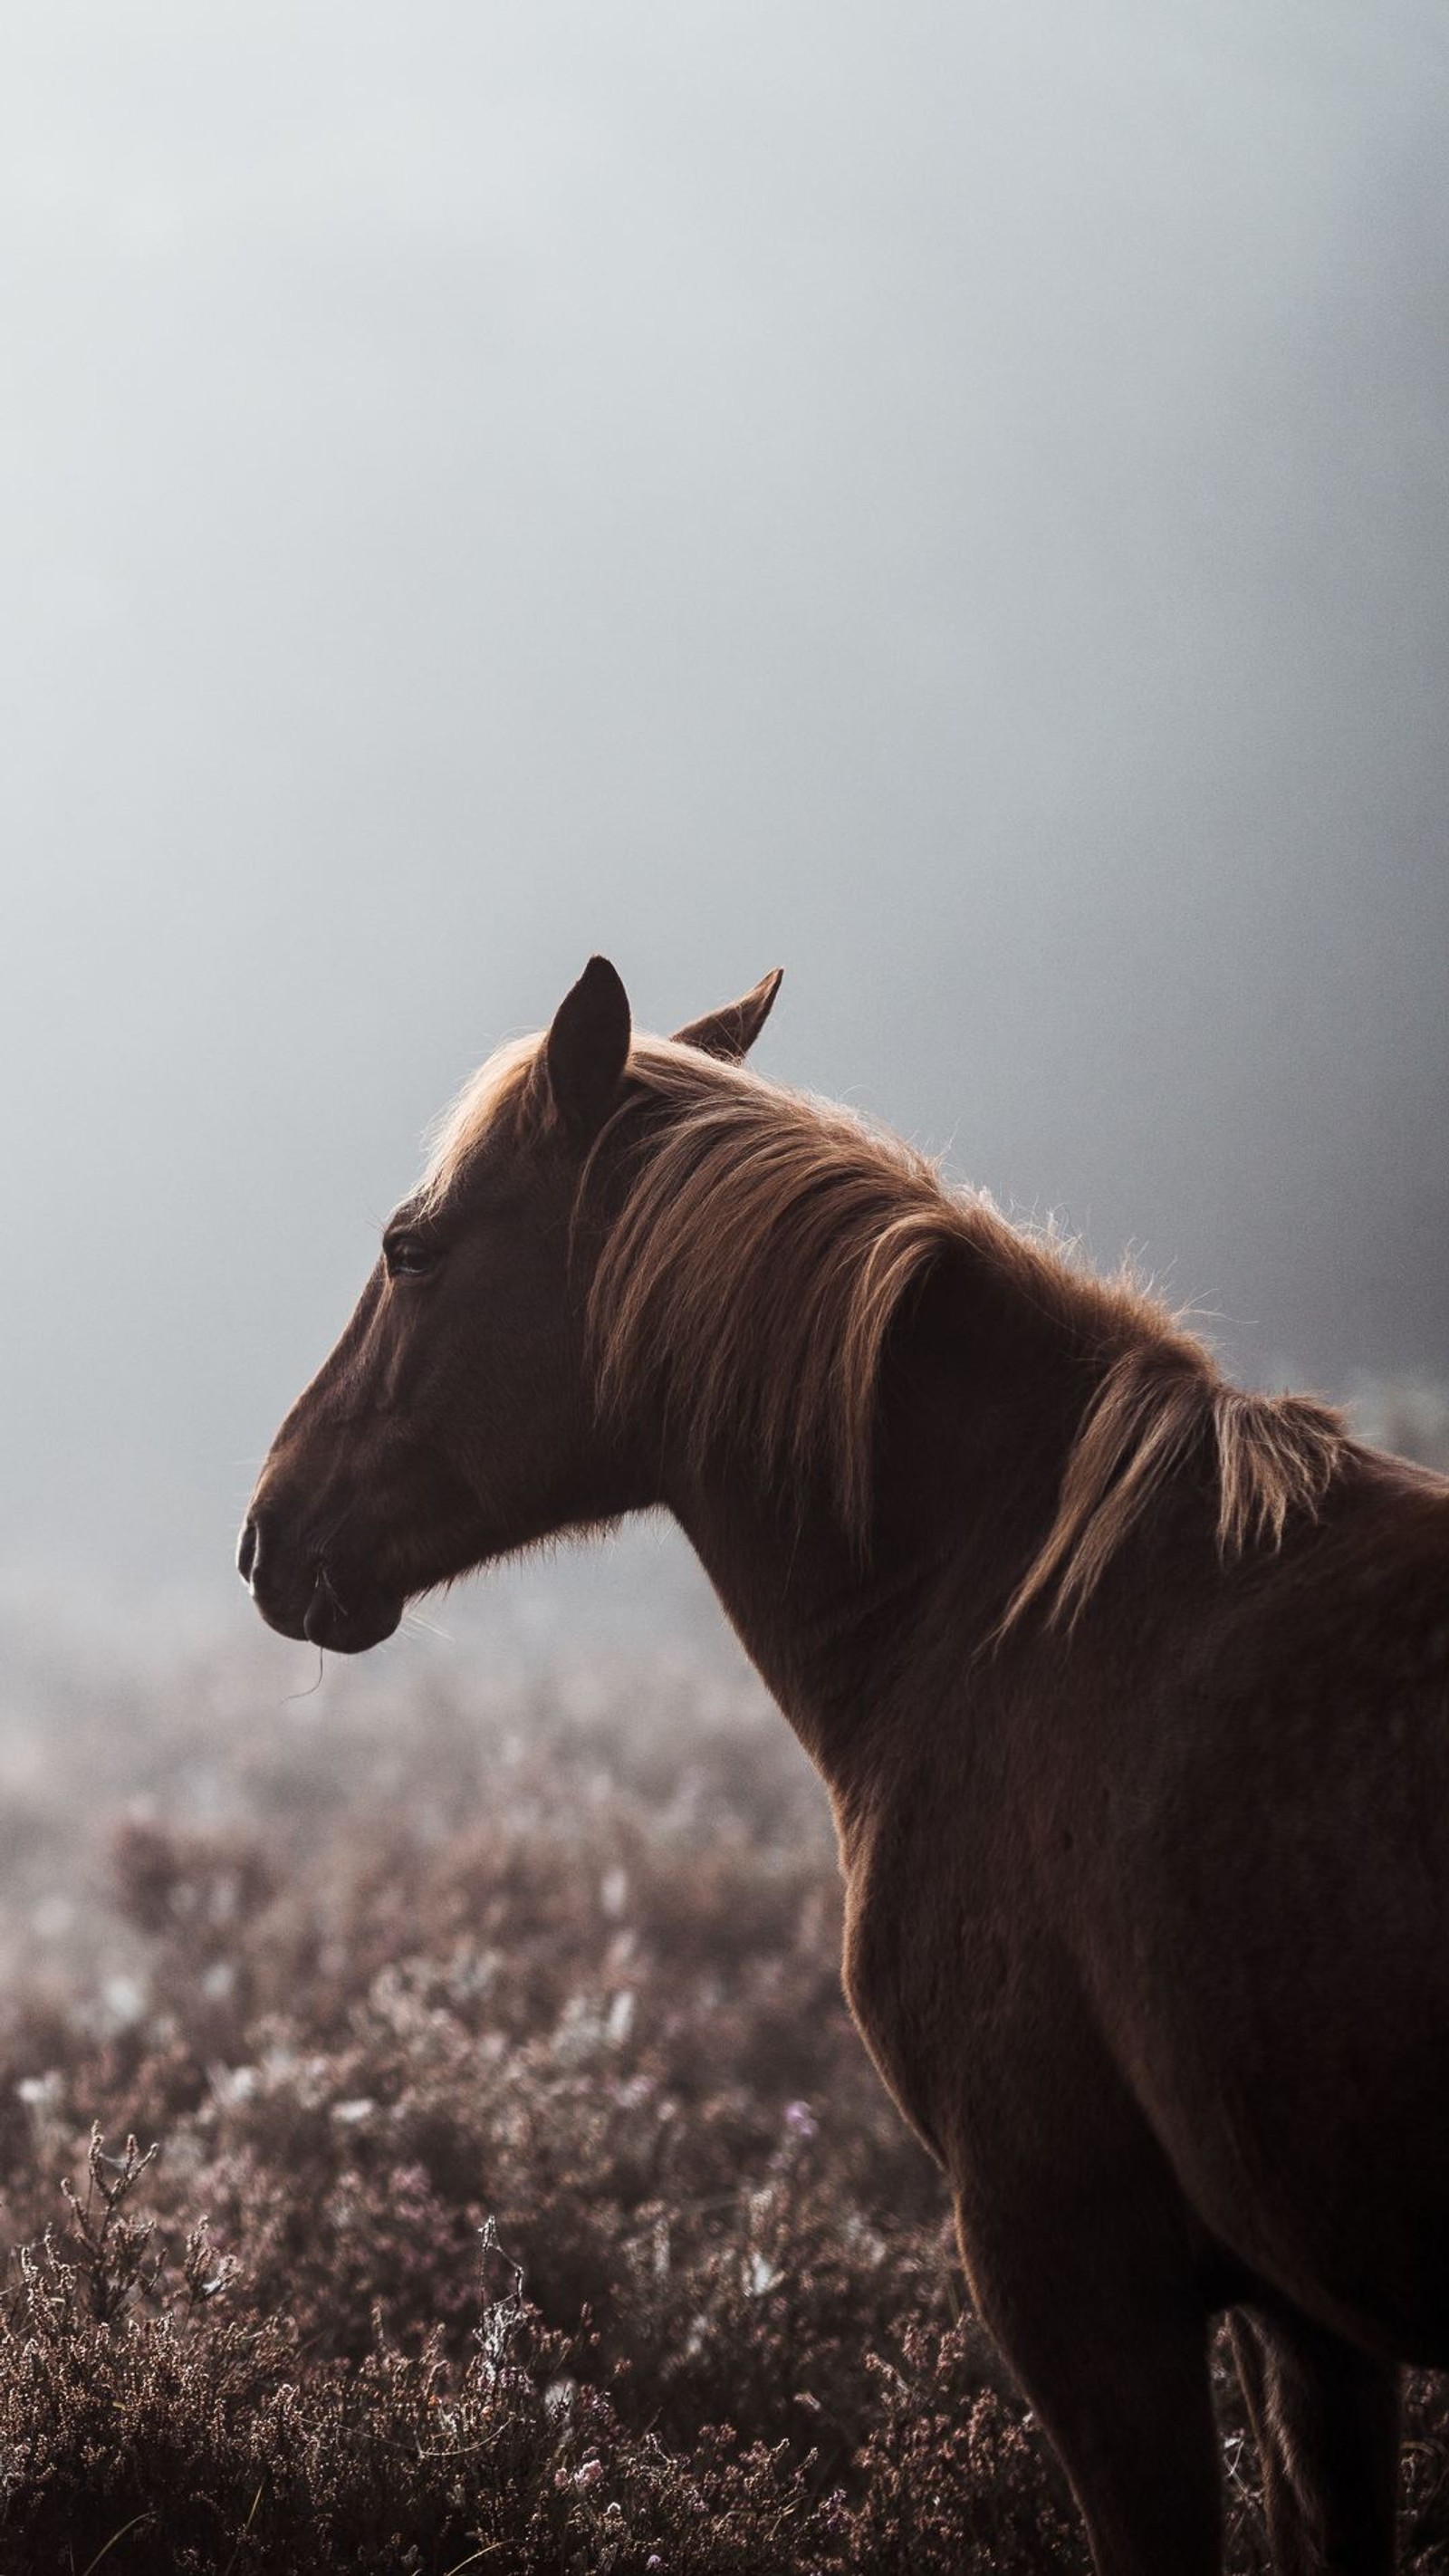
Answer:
[236,1515,259,1586]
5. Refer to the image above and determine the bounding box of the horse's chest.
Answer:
[836,1801,1044,2167]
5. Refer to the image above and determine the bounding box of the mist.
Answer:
[3,0,1446,1611]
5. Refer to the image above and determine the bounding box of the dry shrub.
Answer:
[0,1643,1445,2570]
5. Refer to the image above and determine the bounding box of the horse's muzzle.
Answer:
[237,1513,403,1655]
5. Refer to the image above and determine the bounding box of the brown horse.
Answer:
[241,958,1449,2574]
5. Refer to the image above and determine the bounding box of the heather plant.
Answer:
[1,1634,1448,2570]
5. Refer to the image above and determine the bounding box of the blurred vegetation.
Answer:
[0,1379,1445,2571]
[0,1640,1065,2571]
[1345,1374,1449,1476]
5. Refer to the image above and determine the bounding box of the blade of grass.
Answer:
[79,2514,153,2576]
[218,2479,265,2576]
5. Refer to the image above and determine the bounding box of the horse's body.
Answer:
[242,960,1449,2573]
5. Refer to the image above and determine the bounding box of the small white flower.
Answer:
[16,2072,62,2110]
[101,1974,147,2031]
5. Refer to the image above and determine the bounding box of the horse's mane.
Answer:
[427,1033,1347,1629]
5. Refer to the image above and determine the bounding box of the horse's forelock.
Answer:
[417,1033,544,1210]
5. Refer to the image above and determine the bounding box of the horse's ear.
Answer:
[672,967,782,1063]
[537,956,632,1139]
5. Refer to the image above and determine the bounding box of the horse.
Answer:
[240,956,1449,2574]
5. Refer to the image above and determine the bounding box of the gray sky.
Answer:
[3,0,1446,1607]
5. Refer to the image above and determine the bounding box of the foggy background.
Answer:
[3,0,1446,1636]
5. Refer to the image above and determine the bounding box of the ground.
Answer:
[2,1610,1448,2572]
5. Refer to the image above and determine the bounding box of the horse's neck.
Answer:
[664,1257,1087,1801]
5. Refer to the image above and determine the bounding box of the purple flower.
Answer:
[782,2099,818,2139]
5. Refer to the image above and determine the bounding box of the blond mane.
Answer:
[427,1032,1347,1628]
[418,1033,541,1206]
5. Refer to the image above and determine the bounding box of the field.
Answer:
[3,1526,1449,2572]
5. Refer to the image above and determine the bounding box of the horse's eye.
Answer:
[384,1232,439,1281]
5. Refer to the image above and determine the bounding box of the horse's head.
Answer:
[238,957,780,1651]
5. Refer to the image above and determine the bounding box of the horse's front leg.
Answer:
[955,2186,1223,2576]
